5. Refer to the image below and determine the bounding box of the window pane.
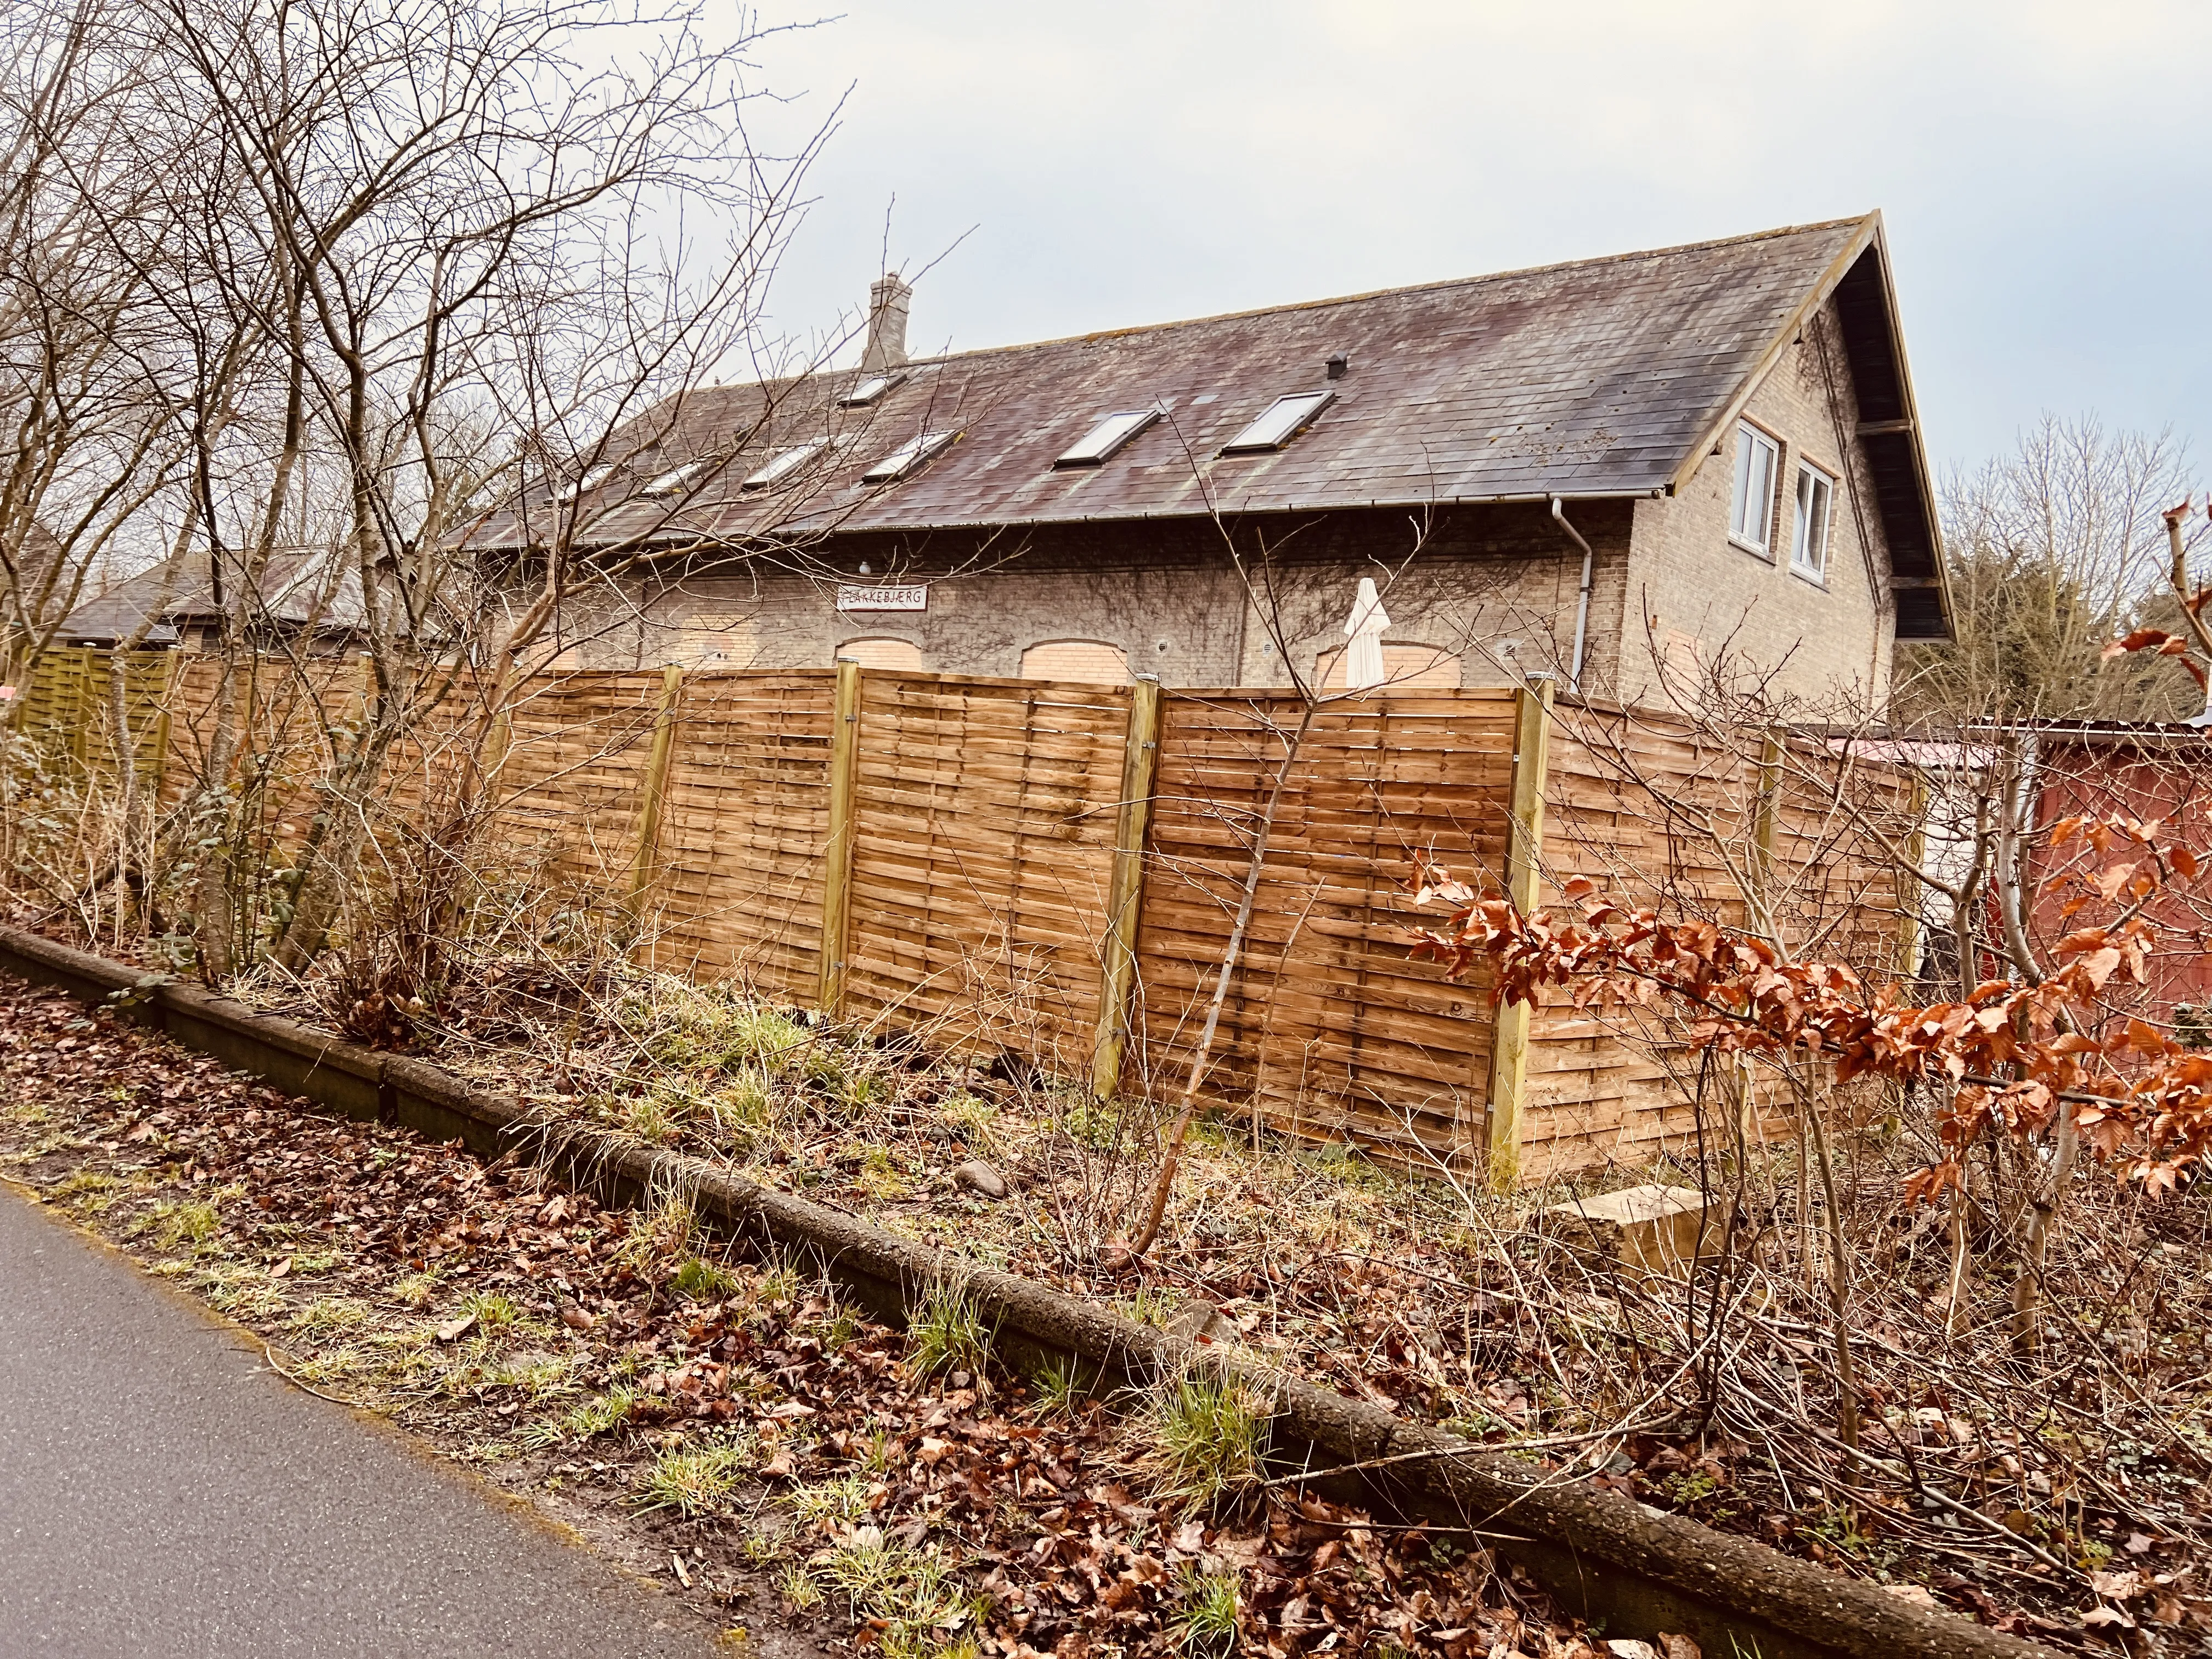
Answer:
[641,456,716,496]
[1056,409,1158,467]
[553,461,615,504]
[861,430,955,483]
[839,373,904,408]
[743,438,827,489]
[1744,435,1773,548]
[1793,465,1832,575]
[1221,391,1333,454]
[1730,430,1756,538]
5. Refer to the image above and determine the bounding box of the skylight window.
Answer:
[551,461,616,503]
[639,456,719,497]
[1219,390,1335,455]
[742,437,835,490]
[839,373,905,408]
[861,431,957,483]
[1054,408,1160,469]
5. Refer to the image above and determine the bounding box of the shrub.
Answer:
[906,1278,989,1383]
[1143,1369,1269,1511]
[1173,1567,1240,1657]
[672,1256,740,1300]
[635,1436,754,1517]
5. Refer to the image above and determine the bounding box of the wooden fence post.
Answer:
[149,652,174,800]
[1483,676,1554,1190]
[69,648,94,770]
[1091,674,1164,1101]
[816,658,864,1015]
[622,664,685,921]
[1752,725,1785,896]
[1896,772,1928,977]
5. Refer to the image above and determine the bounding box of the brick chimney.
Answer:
[861,275,911,373]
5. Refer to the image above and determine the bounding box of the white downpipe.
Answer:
[1552,496,1595,695]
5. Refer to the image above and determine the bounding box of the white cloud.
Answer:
[741,1,2212,469]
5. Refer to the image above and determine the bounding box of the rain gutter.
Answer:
[1552,495,1597,694]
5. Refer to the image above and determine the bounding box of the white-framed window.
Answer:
[640,455,719,497]
[1728,423,1779,555]
[742,437,833,490]
[861,430,957,483]
[1791,460,1834,581]
[1054,409,1159,469]
[1220,390,1334,455]
[551,461,616,504]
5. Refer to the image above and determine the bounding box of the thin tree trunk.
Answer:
[2011,1100,2078,1350]
[192,653,241,981]
[1801,1085,1860,1449]
[108,657,137,952]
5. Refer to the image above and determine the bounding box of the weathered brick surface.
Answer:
[548,504,1639,694]
[1616,296,1895,710]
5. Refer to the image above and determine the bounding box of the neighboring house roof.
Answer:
[57,549,369,646]
[476,212,1949,638]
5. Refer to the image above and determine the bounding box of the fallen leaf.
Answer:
[435,1313,477,1342]
[558,1304,597,1333]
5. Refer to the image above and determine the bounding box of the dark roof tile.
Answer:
[475,217,1875,548]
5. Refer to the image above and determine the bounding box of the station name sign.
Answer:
[835,583,928,613]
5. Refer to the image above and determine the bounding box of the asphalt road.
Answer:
[0,1182,721,1658]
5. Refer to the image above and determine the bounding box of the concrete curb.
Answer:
[0,925,2060,1659]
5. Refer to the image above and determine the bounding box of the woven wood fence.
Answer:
[18,650,1913,1183]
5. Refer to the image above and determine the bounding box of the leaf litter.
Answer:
[0,977,1606,1658]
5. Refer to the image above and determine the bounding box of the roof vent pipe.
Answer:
[861,275,912,373]
[1551,496,1595,695]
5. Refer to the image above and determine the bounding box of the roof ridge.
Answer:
[879,213,1878,373]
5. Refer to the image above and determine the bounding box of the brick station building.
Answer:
[473,212,1953,706]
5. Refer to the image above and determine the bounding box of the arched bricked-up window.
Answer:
[1317,642,1462,691]
[834,636,924,670]
[1019,639,1131,684]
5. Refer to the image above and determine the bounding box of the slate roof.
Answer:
[472,213,1949,636]
[58,549,371,646]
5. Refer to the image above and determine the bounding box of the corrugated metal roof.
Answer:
[476,216,1883,551]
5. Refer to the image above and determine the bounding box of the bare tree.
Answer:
[30,0,833,977]
[1898,417,2201,724]
[0,1,188,689]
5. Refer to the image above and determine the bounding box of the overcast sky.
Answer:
[742,2,2209,477]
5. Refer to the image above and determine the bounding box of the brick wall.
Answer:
[548,504,1632,693]
[1617,295,1896,710]
[1221,501,1634,694]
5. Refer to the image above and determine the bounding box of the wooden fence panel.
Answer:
[1523,707,1762,1175]
[1131,687,1519,1166]
[1525,706,1915,1178]
[21,649,174,778]
[839,671,1132,1066]
[16,648,1923,1187]
[487,672,668,894]
[648,670,836,1001]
